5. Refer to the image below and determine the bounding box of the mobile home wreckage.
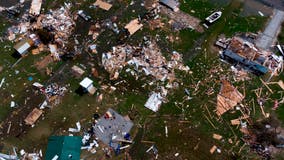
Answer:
[217,35,283,76]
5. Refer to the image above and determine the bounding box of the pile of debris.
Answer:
[39,4,75,46]
[243,118,284,159]
[0,148,42,160]
[230,66,251,82]
[102,39,189,81]
[7,3,75,60]
[33,82,67,103]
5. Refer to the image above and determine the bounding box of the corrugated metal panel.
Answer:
[17,43,31,55]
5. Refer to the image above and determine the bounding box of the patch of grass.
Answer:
[174,29,202,54]
[278,22,284,44]
[180,0,225,20]
[222,9,268,36]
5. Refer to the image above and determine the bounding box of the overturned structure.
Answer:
[216,80,244,116]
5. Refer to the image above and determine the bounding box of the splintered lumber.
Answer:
[141,140,155,144]
[216,80,244,116]
[94,0,112,11]
[203,113,217,129]
[231,114,249,125]
[213,134,222,140]
[267,80,284,90]
[24,108,43,125]
[260,78,273,93]
[210,145,217,154]
[231,119,240,125]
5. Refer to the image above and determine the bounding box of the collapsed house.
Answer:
[93,109,133,151]
[8,3,76,60]
[216,80,244,116]
[218,36,283,76]
[102,40,189,81]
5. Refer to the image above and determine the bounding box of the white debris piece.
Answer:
[144,92,163,112]
[120,145,130,150]
[258,11,264,17]
[39,100,48,109]
[0,153,18,160]
[277,45,284,56]
[20,149,25,156]
[68,121,81,133]
[0,78,5,88]
[165,125,168,137]
[82,134,91,145]
[10,101,16,108]
[51,155,59,160]
[33,82,44,88]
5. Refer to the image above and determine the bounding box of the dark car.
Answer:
[77,10,91,21]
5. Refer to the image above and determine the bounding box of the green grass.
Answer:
[174,29,203,54]
[221,9,268,36]
[180,0,225,20]
[278,22,284,44]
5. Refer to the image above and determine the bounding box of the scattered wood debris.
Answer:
[24,108,43,126]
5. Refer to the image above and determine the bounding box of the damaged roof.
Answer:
[216,80,244,116]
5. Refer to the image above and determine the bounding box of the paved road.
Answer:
[256,9,284,49]
[256,0,284,11]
